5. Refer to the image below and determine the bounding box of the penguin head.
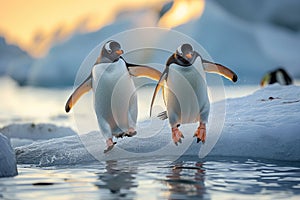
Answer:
[175,43,196,64]
[101,40,124,62]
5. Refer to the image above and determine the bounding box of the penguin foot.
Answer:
[123,130,137,137]
[194,123,206,143]
[104,138,116,153]
[172,127,184,145]
[157,111,168,120]
[115,133,125,138]
[115,129,137,138]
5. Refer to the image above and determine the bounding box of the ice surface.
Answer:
[0,133,18,177]
[209,84,300,161]
[0,123,76,148]
[12,84,300,166]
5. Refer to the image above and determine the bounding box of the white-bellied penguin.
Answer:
[65,40,162,153]
[150,43,238,145]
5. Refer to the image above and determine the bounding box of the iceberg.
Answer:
[175,0,300,83]
[0,37,33,85]
[26,10,157,87]
[4,1,300,87]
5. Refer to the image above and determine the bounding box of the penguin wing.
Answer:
[65,74,92,113]
[202,59,238,82]
[126,62,162,81]
[149,69,168,117]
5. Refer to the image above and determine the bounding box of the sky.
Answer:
[0,0,166,57]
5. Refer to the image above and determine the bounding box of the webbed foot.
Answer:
[172,127,184,145]
[123,128,137,137]
[104,138,117,153]
[194,122,206,143]
[115,128,137,138]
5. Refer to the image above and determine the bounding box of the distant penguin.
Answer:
[150,43,237,145]
[261,68,293,87]
[65,40,161,153]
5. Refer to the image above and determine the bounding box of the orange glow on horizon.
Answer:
[0,0,166,57]
[158,0,205,28]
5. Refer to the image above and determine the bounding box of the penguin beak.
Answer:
[115,49,123,55]
[260,74,270,87]
[186,53,192,59]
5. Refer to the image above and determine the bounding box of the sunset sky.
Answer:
[0,0,166,56]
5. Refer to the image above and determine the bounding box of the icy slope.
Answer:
[209,84,300,160]
[11,85,300,166]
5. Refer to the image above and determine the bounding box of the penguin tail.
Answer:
[157,111,168,120]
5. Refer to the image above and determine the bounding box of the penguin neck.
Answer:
[96,55,120,64]
[168,54,198,67]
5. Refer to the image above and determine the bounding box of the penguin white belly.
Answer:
[165,60,209,125]
[92,59,137,135]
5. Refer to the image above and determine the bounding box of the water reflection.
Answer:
[204,158,300,197]
[164,161,209,199]
[95,160,137,198]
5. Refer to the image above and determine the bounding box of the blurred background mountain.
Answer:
[0,0,299,87]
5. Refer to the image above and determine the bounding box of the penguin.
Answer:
[65,40,162,153]
[150,43,238,145]
[260,68,293,87]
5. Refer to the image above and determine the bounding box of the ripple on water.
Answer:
[0,157,300,199]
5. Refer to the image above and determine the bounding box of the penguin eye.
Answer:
[177,46,183,56]
[105,42,112,54]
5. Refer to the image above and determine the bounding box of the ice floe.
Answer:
[8,84,300,166]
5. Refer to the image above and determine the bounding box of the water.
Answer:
[1,157,300,200]
[1,77,300,199]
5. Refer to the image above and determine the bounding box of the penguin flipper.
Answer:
[202,59,238,82]
[126,63,162,81]
[65,74,92,113]
[150,70,167,117]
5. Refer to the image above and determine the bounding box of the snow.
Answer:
[11,84,300,166]
[0,123,76,148]
[209,84,300,161]
[0,133,18,177]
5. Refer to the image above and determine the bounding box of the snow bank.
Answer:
[0,123,76,148]
[0,133,18,177]
[15,134,95,166]
[14,85,300,166]
[209,84,300,160]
